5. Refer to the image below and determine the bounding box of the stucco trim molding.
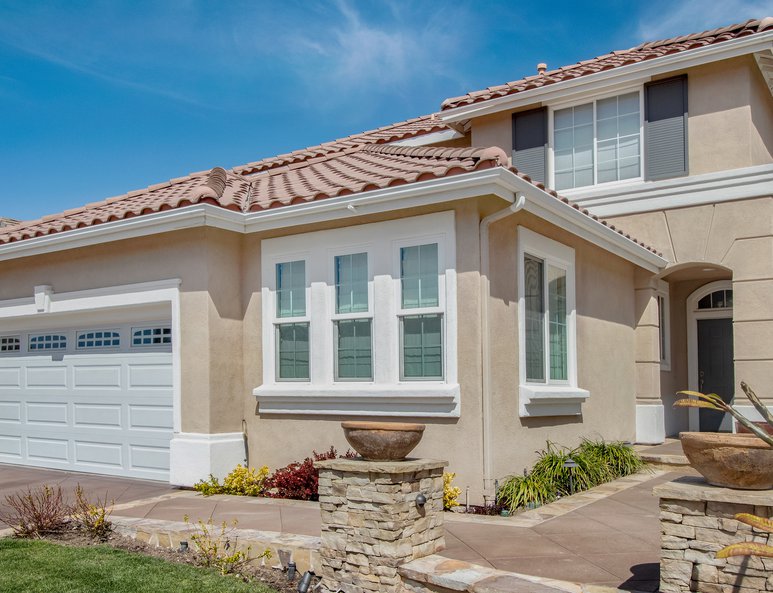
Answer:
[169,432,246,487]
[519,385,590,417]
[636,403,666,444]
[565,164,773,217]
[253,384,461,417]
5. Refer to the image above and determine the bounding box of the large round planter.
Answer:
[341,421,425,461]
[680,432,773,490]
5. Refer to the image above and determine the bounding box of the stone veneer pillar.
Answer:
[315,458,447,593]
[653,477,773,593]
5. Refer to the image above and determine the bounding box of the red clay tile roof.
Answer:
[0,217,18,228]
[234,114,449,175]
[441,17,773,111]
[0,144,506,244]
[0,141,661,256]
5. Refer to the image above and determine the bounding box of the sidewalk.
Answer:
[1,463,696,592]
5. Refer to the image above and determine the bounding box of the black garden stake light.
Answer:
[563,458,578,495]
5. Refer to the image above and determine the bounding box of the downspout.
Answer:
[479,193,526,487]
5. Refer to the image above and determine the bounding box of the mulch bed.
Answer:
[28,529,314,593]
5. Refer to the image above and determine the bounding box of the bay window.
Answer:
[255,212,459,417]
[517,227,588,417]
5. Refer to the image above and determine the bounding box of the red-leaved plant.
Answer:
[264,446,356,501]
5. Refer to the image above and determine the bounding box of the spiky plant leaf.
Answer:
[740,382,773,428]
[716,542,773,559]
[676,391,725,405]
[735,513,773,533]
[673,400,724,410]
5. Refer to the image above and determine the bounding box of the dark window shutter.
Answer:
[512,108,547,184]
[645,76,688,180]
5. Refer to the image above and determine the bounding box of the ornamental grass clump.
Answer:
[497,439,645,514]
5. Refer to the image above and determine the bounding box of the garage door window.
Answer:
[29,334,67,351]
[132,327,171,347]
[77,330,120,349]
[0,336,20,353]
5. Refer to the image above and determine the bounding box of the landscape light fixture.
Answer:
[415,493,427,508]
[287,561,297,581]
[298,570,315,592]
[563,458,579,495]
[178,541,189,553]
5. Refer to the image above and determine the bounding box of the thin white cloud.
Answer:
[636,0,772,41]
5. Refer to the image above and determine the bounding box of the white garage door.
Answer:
[0,323,174,481]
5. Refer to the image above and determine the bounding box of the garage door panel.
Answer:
[73,404,122,429]
[130,444,170,472]
[74,441,123,468]
[26,366,68,388]
[27,437,69,461]
[26,402,68,425]
[128,364,173,389]
[0,367,21,388]
[129,405,173,431]
[0,435,22,457]
[73,365,122,389]
[0,322,173,481]
[0,401,21,422]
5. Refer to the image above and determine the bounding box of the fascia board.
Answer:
[498,171,666,272]
[439,33,773,123]
[0,206,246,262]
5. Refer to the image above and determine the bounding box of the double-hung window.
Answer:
[333,252,372,381]
[256,212,459,417]
[275,260,309,381]
[399,243,443,380]
[517,227,587,417]
[553,91,641,191]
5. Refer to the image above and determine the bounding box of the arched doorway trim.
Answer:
[686,280,733,432]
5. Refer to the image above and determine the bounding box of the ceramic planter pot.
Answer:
[680,432,773,490]
[341,421,425,461]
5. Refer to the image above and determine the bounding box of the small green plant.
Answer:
[497,439,644,513]
[0,485,70,538]
[222,465,270,497]
[193,465,270,497]
[193,474,224,496]
[443,473,462,510]
[183,516,270,575]
[717,513,773,559]
[674,382,773,446]
[71,485,113,540]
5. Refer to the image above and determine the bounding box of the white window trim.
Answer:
[656,280,671,371]
[517,226,588,417]
[255,211,460,417]
[548,85,644,193]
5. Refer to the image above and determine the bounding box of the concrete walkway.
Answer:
[0,463,696,592]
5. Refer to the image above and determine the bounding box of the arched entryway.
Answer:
[686,280,734,432]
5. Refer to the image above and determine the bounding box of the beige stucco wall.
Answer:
[463,54,773,178]
[606,196,773,421]
[485,211,638,479]
[684,55,773,175]
[0,227,246,436]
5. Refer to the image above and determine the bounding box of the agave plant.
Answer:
[674,382,773,447]
[717,513,773,559]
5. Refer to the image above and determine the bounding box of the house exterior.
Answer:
[0,19,770,498]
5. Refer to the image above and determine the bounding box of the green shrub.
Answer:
[193,465,270,497]
[497,439,644,513]
[71,485,113,540]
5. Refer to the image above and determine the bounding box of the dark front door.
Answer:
[697,317,734,432]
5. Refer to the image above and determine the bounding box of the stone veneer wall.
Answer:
[315,458,447,593]
[654,477,773,593]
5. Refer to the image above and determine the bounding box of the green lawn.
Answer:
[0,539,279,593]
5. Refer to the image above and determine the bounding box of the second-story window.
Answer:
[553,91,641,190]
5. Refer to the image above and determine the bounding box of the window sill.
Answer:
[519,384,590,417]
[253,383,460,417]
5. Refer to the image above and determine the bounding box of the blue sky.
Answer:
[0,0,770,221]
